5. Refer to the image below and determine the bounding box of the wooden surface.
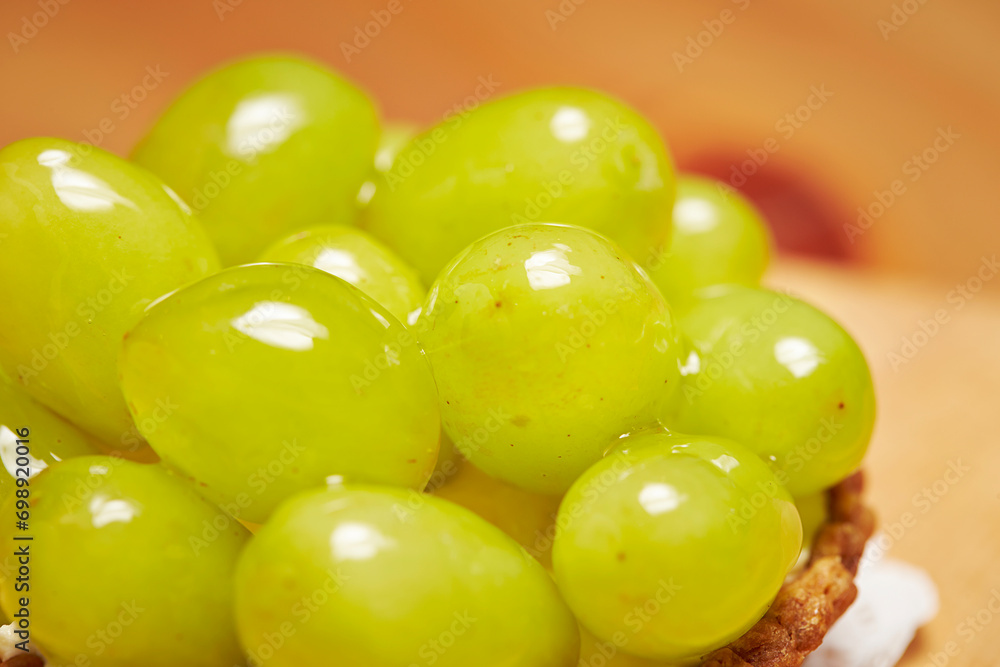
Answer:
[770,260,1000,667]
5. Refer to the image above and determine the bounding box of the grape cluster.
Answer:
[0,54,875,666]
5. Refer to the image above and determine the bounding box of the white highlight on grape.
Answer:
[89,495,141,528]
[679,350,701,376]
[710,454,740,473]
[774,336,823,378]
[638,482,686,516]
[226,93,305,160]
[330,522,397,562]
[37,149,138,212]
[524,246,582,291]
[314,247,365,284]
[674,198,718,234]
[231,301,330,352]
[550,106,591,142]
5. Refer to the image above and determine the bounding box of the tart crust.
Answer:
[702,471,876,667]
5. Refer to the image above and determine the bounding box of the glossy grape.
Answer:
[417,224,682,494]
[431,458,561,567]
[365,87,676,284]
[648,175,771,310]
[118,263,440,522]
[663,286,876,495]
[0,137,219,447]
[0,457,248,666]
[235,485,579,667]
[133,54,379,265]
[259,224,424,323]
[0,373,102,506]
[553,432,801,662]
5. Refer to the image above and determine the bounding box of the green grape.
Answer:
[118,263,440,522]
[259,224,424,323]
[133,54,379,265]
[0,137,220,447]
[417,224,682,494]
[365,87,675,284]
[795,491,828,549]
[0,456,249,666]
[648,175,771,311]
[553,432,801,662]
[579,627,675,667]
[234,485,579,667]
[431,457,561,567]
[663,286,876,496]
[0,375,103,505]
[357,121,419,206]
